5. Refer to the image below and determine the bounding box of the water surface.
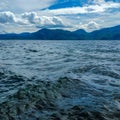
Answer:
[0,40,120,119]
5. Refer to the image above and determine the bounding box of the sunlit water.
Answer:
[0,40,120,110]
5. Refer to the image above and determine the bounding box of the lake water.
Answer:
[0,40,120,119]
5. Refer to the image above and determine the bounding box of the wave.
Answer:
[0,77,120,120]
[0,40,120,119]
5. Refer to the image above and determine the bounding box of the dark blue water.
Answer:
[0,40,120,116]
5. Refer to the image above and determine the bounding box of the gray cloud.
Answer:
[0,0,56,13]
[0,11,16,23]
[22,12,38,24]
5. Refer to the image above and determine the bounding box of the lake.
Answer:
[0,40,120,120]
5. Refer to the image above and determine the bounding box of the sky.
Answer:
[0,0,120,33]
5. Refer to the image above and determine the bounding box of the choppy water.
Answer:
[0,40,120,119]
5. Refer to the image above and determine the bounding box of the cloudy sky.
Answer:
[0,0,120,33]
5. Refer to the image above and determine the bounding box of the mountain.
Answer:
[31,29,79,40]
[0,25,120,40]
[90,25,120,40]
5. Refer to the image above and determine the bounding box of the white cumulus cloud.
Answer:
[81,21,100,32]
[0,0,119,33]
[22,12,65,28]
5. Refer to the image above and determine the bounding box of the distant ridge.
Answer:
[0,25,120,40]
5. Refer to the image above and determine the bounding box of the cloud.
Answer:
[22,12,65,28]
[38,16,64,28]
[0,10,65,32]
[93,0,105,4]
[0,11,27,25]
[0,0,56,12]
[0,11,16,23]
[0,0,119,33]
[50,2,120,15]
[81,21,100,32]
[22,12,38,24]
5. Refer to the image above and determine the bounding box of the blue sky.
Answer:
[0,0,120,33]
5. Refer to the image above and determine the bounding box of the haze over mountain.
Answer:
[0,25,120,40]
[0,0,120,33]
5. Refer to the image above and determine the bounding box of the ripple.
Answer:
[0,40,120,119]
